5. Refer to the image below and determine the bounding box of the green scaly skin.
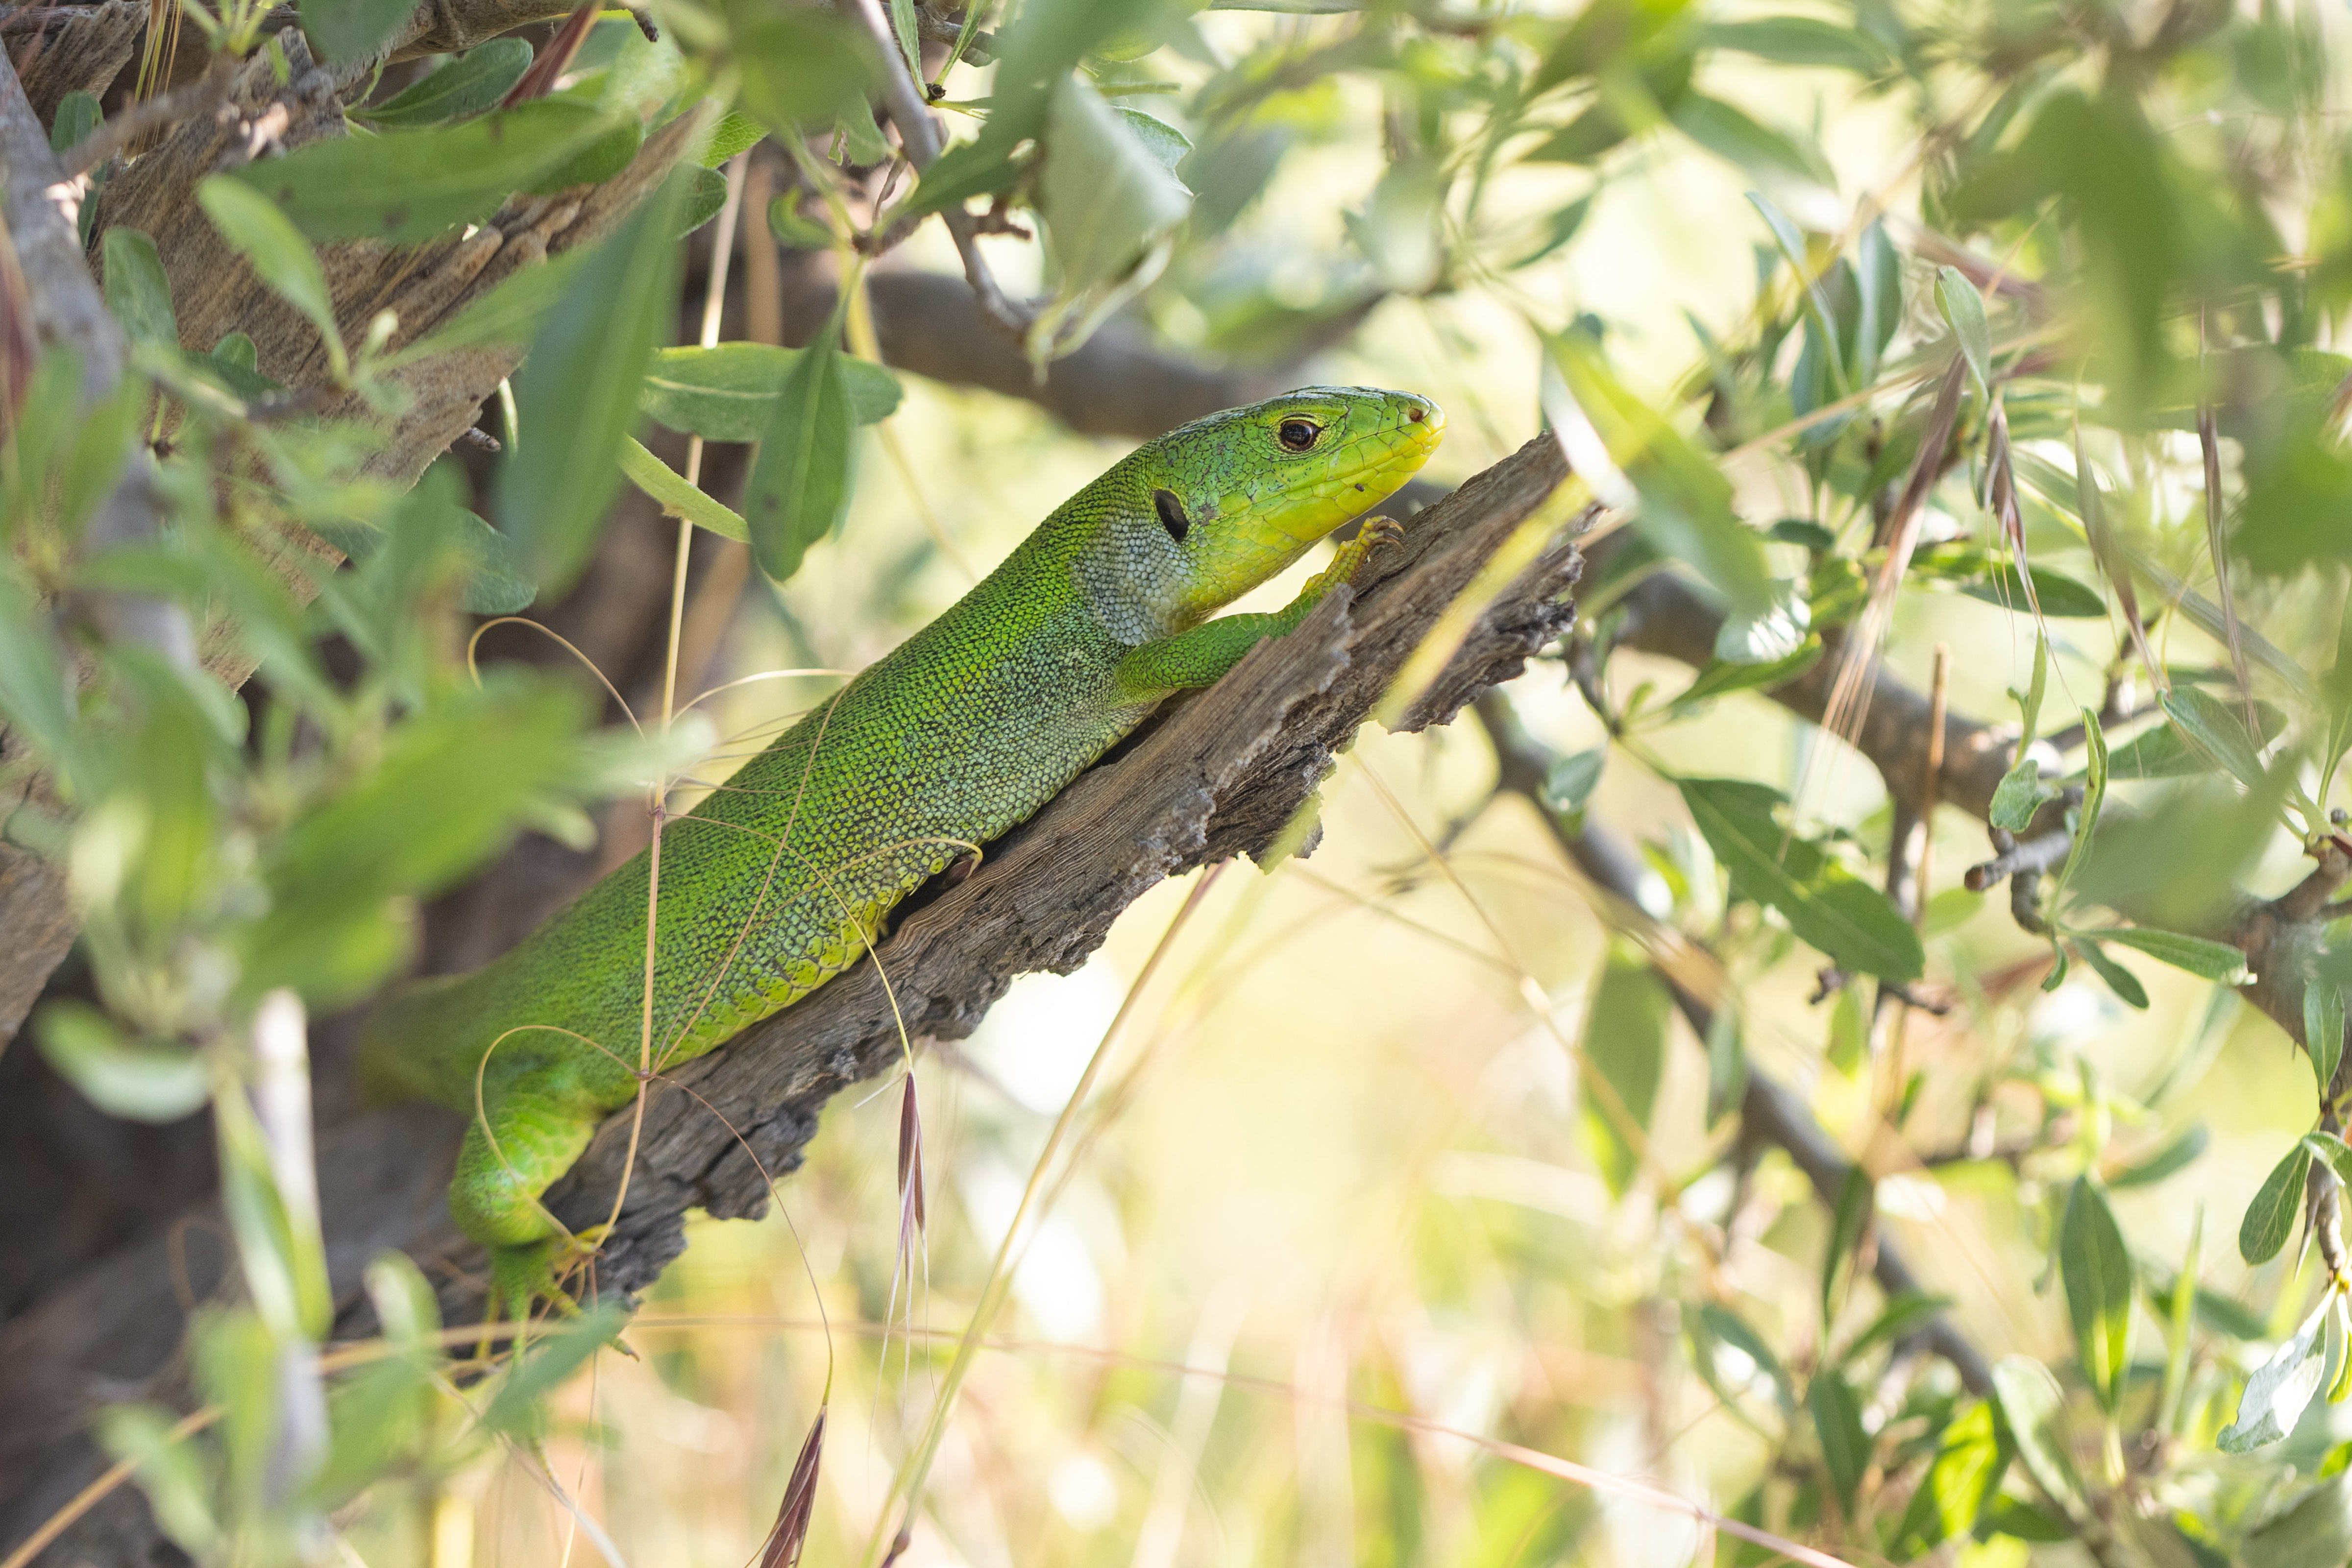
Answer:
[361,386,1444,1313]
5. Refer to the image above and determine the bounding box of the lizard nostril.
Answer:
[1407,407,1423,422]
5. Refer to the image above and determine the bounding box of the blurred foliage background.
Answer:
[12,0,2352,1564]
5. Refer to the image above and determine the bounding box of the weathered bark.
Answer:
[0,433,1585,1566]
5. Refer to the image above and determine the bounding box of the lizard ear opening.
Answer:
[1153,488,1190,544]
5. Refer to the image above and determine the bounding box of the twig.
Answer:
[839,0,1029,339]
[56,59,237,178]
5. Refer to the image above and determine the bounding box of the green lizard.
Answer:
[362,386,1443,1313]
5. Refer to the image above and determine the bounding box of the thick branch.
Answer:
[0,434,1586,1565]
[1477,692,1994,1397]
[0,34,193,1038]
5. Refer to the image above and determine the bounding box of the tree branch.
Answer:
[0,33,194,1039]
[0,434,1588,1565]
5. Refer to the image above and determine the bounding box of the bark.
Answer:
[0,434,1586,1565]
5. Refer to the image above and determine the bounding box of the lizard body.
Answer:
[361,386,1442,1310]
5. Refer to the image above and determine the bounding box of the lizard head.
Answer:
[1121,385,1444,630]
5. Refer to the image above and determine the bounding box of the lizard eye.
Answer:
[1152,487,1190,543]
[1277,418,1321,452]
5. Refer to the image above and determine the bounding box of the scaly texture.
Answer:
[361,386,1443,1307]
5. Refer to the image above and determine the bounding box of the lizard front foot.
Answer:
[1304,514,1406,599]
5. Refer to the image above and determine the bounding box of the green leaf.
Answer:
[2059,1177,2133,1407]
[1988,758,2057,833]
[1667,638,1823,714]
[1808,1371,1867,1513]
[0,575,75,765]
[1576,950,1668,1196]
[1820,1164,1871,1324]
[243,673,590,1004]
[2074,939,2149,1009]
[1961,564,2108,617]
[196,178,345,378]
[1114,107,1193,175]
[1669,94,1830,190]
[743,305,855,584]
[2303,1131,2352,1192]
[2108,1123,2208,1189]
[1039,78,1193,295]
[483,1304,627,1438]
[2098,927,2253,984]
[97,1404,220,1557]
[1987,1357,2084,1520]
[1696,17,1892,73]
[2307,984,2346,1096]
[451,507,538,615]
[227,99,614,243]
[1841,1290,1957,1364]
[675,163,730,239]
[2220,1297,2331,1452]
[391,247,589,362]
[1690,1300,1793,1415]
[618,436,747,542]
[1705,1004,1745,1122]
[49,90,101,157]
[639,342,902,442]
[493,169,686,595]
[100,228,177,350]
[2240,1140,2312,1264]
[36,1002,210,1122]
[887,0,921,73]
[698,108,767,167]
[1893,1401,2009,1555]
[1542,747,1604,817]
[2045,705,2106,913]
[1934,265,1991,396]
[301,0,416,65]
[354,39,533,125]
[729,0,880,135]
[1676,777,1925,980]
[2160,686,2267,790]
[1546,330,1775,620]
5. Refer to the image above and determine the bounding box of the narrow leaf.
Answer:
[100,228,177,350]
[494,169,687,593]
[2074,939,2149,1010]
[195,179,345,377]
[1808,1371,1868,1513]
[1677,777,1925,980]
[2059,1177,2133,1407]
[355,40,535,126]
[1935,265,1992,395]
[2099,927,2253,985]
[742,305,855,584]
[1894,1401,2009,1554]
[1987,1357,2084,1520]
[2306,983,2346,1095]
[639,342,902,441]
[2219,1298,2331,1451]
[618,436,748,541]
[2240,1141,2312,1264]
[301,0,417,65]
[36,1002,210,1122]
